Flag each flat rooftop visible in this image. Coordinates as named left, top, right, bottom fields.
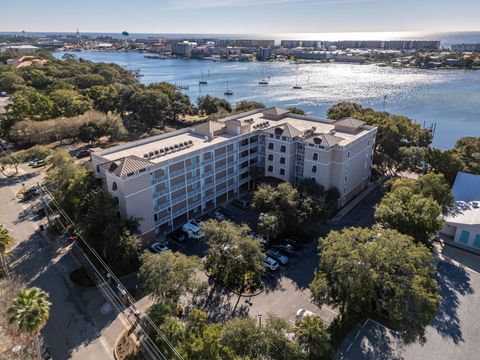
left=94, top=108, right=374, bottom=165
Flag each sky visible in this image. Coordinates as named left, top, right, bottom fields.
left=1, top=0, right=479, bottom=34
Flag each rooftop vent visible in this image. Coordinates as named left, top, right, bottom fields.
left=159, top=148, right=165, bottom=153
left=169, top=146, right=174, bottom=150
left=143, top=153, right=148, bottom=158
left=174, top=144, right=179, bottom=149
left=154, top=150, right=159, bottom=155
left=184, top=141, right=189, bottom=146
left=149, top=151, right=154, bottom=157
left=188, top=140, right=193, bottom=145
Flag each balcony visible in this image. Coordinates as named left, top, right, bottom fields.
left=171, top=193, right=187, bottom=206
left=170, top=181, right=186, bottom=192
left=156, top=215, right=171, bottom=225
left=153, top=188, right=170, bottom=198
left=201, top=158, right=214, bottom=166
left=154, top=202, right=169, bottom=212
left=152, top=175, right=168, bottom=184
left=187, top=177, right=199, bottom=185
left=170, top=168, right=186, bottom=178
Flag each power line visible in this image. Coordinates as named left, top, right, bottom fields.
left=0, top=142, right=174, bottom=360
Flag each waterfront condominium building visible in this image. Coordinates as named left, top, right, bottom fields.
left=91, top=107, right=377, bottom=240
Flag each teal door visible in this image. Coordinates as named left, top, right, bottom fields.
left=459, top=230, right=470, bottom=244
left=473, top=234, right=480, bottom=249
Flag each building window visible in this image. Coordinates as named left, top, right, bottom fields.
left=474, top=235, right=480, bottom=248
left=154, top=213, right=158, bottom=221
left=311, top=177, right=316, bottom=183
left=280, top=168, right=285, bottom=176
left=112, top=181, right=117, bottom=191
left=313, top=153, right=318, bottom=161
left=345, top=176, right=348, bottom=183
left=459, top=230, right=470, bottom=244
left=269, top=134, right=274, bottom=138
left=280, top=157, right=286, bottom=164
left=282, top=136, right=287, bottom=141
left=347, top=151, right=351, bottom=158
left=268, top=154, right=274, bottom=161
left=312, top=165, right=317, bottom=173
left=114, top=196, right=119, bottom=205
left=280, top=145, right=286, bottom=153
left=268, top=143, right=274, bottom=150
left=267, top=165, right=273, bottom=172
left=96, top=165, right=100, bottom=173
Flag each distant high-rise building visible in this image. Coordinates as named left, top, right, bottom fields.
left=258, top=47, right=272, bottom=61
left=171, top=41, right=197, bottom=57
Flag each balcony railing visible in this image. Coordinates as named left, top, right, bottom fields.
left=170, top=181, right=186, bottom=192
left=152, top=175, right=168, bottom=184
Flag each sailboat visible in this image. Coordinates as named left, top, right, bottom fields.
left=258, top=66, right=269, bottom=85
left=293, top=65, right=302, bottom=89
left=199, top=70, right=208, bottom=85
left=224, top=81, right=234, bottom=96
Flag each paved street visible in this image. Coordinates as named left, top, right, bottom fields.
left=337, top=245, right=480, bottom=360
left=1, top=166, right=115, bottom=360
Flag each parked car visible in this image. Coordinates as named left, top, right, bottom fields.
left=262, top=257, right=279, bottom=271
left=285, top=238, right=301, bottom=249
left=266, top=249, right=289, bottom=265
left=273, top=244, right=296, bottom=255
left=233, top=198, right=251, bottom=210
left=76, top=149, right=91, bottom=159
left=182, top=220, right=203, bottom=240
left=168, top=229, right=187, bottom=243
left=30, top=159, right=45, bottom=168
left=249, top=231, right=267, bottom=246
left=296, top=309, right=317, bottom=320
left=211, top=210, right=226, bottom=221
left=149, top=242, right=170, bottom=253
left=0, top=91, right=7, bottom=97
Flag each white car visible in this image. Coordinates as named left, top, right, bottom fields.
left=296, top=309, right=317, bottom=320
left=182, top=221, right=203, bottom=240
left=150, top=242, right=170, bottom=253
left=211, top=210, right=226, bottom=221
left=262, top=257, right=279, bottom=271
left=266, top=249, right=288, bottom=265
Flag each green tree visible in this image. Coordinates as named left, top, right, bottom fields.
left=257, top=212, right=281, bottom=243
left=197, top=95, right=232, bottom=115
left=7, top=88, right=53, bottom=121
left=453, top=137, right=480, bottom=174
left=375, top=186, right=443, bottom=246
left=0, top=225, right=14, bottom=277
left=234, top=100, right=266, bottom=112
left=50, top=88, right=92, bottom=118
left=140, top=251, right=204, bottom=306
left=287, top=106, right=305, bottom=115
left=294, top=316, right=332, bottom=360
left=261, top=314, right=302, bottom=360
left=0, top=71, right=25, bottom=92
left=130, top=88, right=171, bottom=128
left=327, top=102, right=362, bottom=120
left=181, top=308, right=235, bottom=360
left=220, top=316, right=260, bottom=358
left=310, top=227, right=440, bottom=343
left=8, top=287, right=51, bottom=357
left=201, top=220, right=265, bottom=292
left=391, top=173, right=453, bottom=213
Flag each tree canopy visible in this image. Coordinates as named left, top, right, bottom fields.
left=140, top=251, right=204, bottom=305
left=375, top=185, right=443, bottom=246
left=201, top=220, right=265, bottom=292
left=310, top=226, right=440, bottom=344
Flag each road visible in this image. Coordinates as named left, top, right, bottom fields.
left=1, top=165, right=115, bottom=359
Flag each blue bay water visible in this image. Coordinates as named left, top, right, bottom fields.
left=53, top=51, right=480, bottom=149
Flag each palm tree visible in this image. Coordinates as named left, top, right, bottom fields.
left=8, top=287, right=51, bottom=357
left=257, top=212, right=280, bottom=244
left=0, top=224, right=13, bottom=277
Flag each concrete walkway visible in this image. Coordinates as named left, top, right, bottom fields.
left=329, top=181, right=380, bottom=223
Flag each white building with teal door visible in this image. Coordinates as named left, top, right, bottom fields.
left=441, top=172, right=480, bottom=252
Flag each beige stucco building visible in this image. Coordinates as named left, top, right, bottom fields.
left=91, top=107, right=377, bottom=240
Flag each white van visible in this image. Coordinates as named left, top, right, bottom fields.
left=182, top=220, right=203, bottom=240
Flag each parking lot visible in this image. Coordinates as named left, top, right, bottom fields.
left=152, top=193, right=345, bottom=325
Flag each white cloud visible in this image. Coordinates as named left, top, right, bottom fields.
left=167, top=0, right=376, bottom=10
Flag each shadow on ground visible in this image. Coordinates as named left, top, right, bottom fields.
left=8, top=232, right=115, bottom=359
left=432, top=259, right=473, bottom=344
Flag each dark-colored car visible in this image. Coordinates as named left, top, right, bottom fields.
left=233, top=198, right=251, bottom=210
left=168, top=229, right=187, bottom=243
left=273, top=243, right=296, bottom=255
left=76, top=149, right=91, bottom=159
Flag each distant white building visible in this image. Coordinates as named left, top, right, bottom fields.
left=171, top=41, right=197, bottom=57
left=258, top=47, right=272, bottom=61
left=0, top=44, right=39, bottom=53
left=441, top=172, right=480, bottom=251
